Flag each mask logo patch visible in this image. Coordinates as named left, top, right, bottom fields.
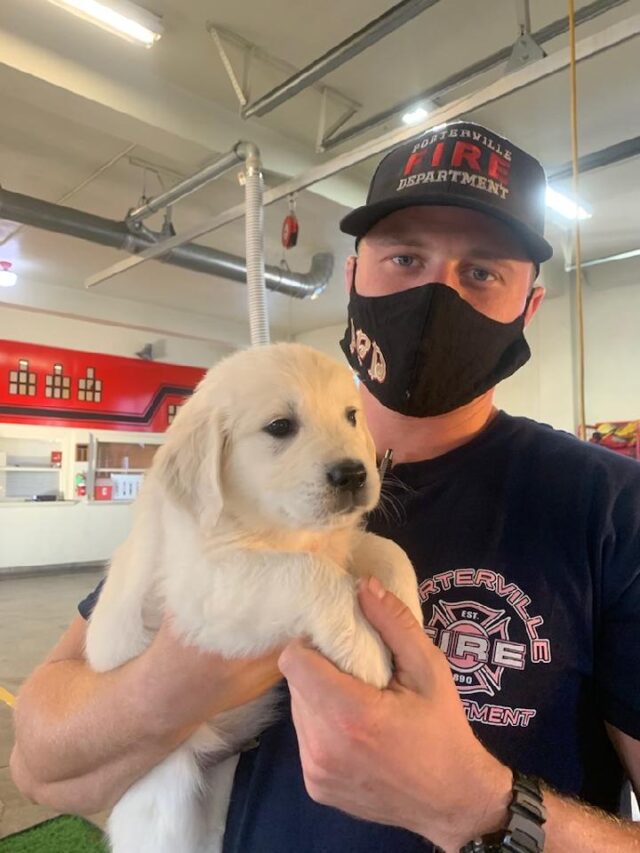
left=348, top=321, right=387, bottom=384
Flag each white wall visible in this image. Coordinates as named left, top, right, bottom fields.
left=295, top=324, right=345, bottom=364
left=582, top=267, right=640, bottom=424
left=0, top=304, right=232, bottom=368
left=495, top=285, right=575, bottom=432
left=0, top=276, right=251, bottom=350
left=0, top=502, right=133, bottom=571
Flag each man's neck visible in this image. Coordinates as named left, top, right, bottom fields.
left=360, top=385, right=498, bottom=464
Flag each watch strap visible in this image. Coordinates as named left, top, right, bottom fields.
left=460, top=771, right=546, bottom=852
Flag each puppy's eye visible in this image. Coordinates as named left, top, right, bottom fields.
left=264, top=418, right=297, bottom=439
left=346, top=408, right=357, bottom=427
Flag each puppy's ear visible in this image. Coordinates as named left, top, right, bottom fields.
left=154, top=398, right=226, bottom=524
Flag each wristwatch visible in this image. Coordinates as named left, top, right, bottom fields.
left=460, top=771, right=546, bottom=852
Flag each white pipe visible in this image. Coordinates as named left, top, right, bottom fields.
left=83, top=12, right=640, bottom=288
left=243, top=145, right=270, bottom=345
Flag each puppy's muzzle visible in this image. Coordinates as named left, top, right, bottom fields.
left=326, top=459, right=367, bottom=493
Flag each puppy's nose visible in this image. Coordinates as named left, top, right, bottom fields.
left=327, top=460, right=367, bottom=492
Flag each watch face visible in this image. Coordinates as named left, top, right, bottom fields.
left=460, top=840, right=503, bottom=852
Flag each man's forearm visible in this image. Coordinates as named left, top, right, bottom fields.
left=451, top=772, right=640, bottom=852
left=543, top=789, right=640, bottom=852
left=13, top=656, right=191, bottom=792
left=10, top=729, right=182, bottom=816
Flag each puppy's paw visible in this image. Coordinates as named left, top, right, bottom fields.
left=343, top=624, right=393, bottom=690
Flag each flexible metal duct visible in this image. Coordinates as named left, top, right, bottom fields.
left=0, top=187, right=333, bottom=299
left=242, top=145, right=270, bottom=344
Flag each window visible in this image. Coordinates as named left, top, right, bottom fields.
left=78, top=367, right=102, bottom=403
left=9, top=358, right=37, bottom=397
left=45, top=362, right=71, bottom=400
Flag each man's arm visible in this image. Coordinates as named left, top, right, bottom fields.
left=279, top=579, right=640, bottom=853
left=11, top=613, right=282, bottom=815
left=607, top=724, right=640, bottom=800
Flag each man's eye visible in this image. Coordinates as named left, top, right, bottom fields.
left=469, top=268, right=496, bottom=283
left=264, top=418, right=297, bottom=439
left=391, top=255, right=415, bottom=268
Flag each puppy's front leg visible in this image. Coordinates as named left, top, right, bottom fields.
left=349, top=533, right=423, bottom=624
left=300, top=556, right=394, bottom=690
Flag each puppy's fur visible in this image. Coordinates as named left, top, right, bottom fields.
left=86, top=343, right=422, bottom=853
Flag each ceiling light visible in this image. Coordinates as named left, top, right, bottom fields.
left=0, top=261, right=17, bottom=288
left=546, top=186, right=591, bottom=221
left=402, top=106, right=429, bottom=126
left=46, top=0, right=163, bottom=47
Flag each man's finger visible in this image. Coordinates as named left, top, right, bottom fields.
left=278, top=639, right=372, bottom=708
left=357, top=577, right=434, bottom=693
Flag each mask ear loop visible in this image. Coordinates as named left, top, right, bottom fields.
left=350, top=256, right=358, bottom=293
left=523, top=284, right=536, bottom=316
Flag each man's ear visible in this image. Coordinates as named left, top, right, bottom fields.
left=154, top=394, right=225, bottom=524
left=524, top=285, right=545, bottom=327
left=344, top=255, right=357, bottom=294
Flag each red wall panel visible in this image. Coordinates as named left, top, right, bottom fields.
left=0, top=340, right=207, bottom=431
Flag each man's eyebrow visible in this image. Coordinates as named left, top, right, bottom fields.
left=364, top=233, right=521, bottom=263
left=465, top=248, right=520, bottom=264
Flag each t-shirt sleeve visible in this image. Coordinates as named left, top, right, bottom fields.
left=595, top=466, right=640, bottom=739
left=78, top=578, right=105, bottom=620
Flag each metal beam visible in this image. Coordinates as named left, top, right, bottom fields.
left=241, top=0, right=442, bottom=120
left=322, top=0, right=628, bottom=150
left=84, top=12, right=640, bottom=289
left=548, top=135, right=640, bottom=181
left=207, top=24, right=361, bottom=115
left=126, top=146, right=243, bottom=225
left=515, top=0, right=533, bottom=35
left=565, top=247, right=640, bottom=271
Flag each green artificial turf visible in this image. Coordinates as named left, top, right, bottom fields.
left=0, top=815, right=108, bottom=852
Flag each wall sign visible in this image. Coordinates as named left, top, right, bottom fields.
left=0, top=340, right=207, bottom=432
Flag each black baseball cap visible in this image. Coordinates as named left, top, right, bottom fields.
left=340, top=121, right=553, bottom=264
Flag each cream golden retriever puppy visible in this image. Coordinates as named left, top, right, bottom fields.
left=85, top=342, right=422, bottom=853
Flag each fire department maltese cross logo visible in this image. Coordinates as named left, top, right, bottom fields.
left=426, top=600, right=526, bottom=697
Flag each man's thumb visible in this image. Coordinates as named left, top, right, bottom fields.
left=357, top=577, right=431, bottom=693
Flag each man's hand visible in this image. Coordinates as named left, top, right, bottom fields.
left=136, top=615, right=284, bottom=738
left=278, top=577, right=512, bottom=852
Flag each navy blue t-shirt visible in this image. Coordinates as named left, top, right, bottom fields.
left=79, top=412, right=640, bottom=851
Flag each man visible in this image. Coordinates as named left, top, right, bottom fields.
left=11, top=122, right=640, bottom=852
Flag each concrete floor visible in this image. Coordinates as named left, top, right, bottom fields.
left=0, top=569, right=104, bottom=838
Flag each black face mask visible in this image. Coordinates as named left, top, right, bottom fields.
left=340, top=280, right=531, bottom=417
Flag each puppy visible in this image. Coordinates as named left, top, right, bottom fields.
left=86, top=342, right=422, bottom=853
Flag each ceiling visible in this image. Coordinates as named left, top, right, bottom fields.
left=0, top=0, right=639, bottom=346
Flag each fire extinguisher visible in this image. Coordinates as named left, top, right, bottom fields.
left=75, top=472, right=87, bottom=498
left=281, top=195, right=299, bottom=250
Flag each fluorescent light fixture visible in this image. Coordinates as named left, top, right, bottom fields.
left=46, top=0, right=163, bottom=47
left=402, top=105, right=429, bottom=126
left=546, top=186, right=591, bottom=221
left=0, top=262, right=17, bottom=288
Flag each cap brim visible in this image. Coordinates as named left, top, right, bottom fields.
left=340, top=195, right=553, bottom=264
